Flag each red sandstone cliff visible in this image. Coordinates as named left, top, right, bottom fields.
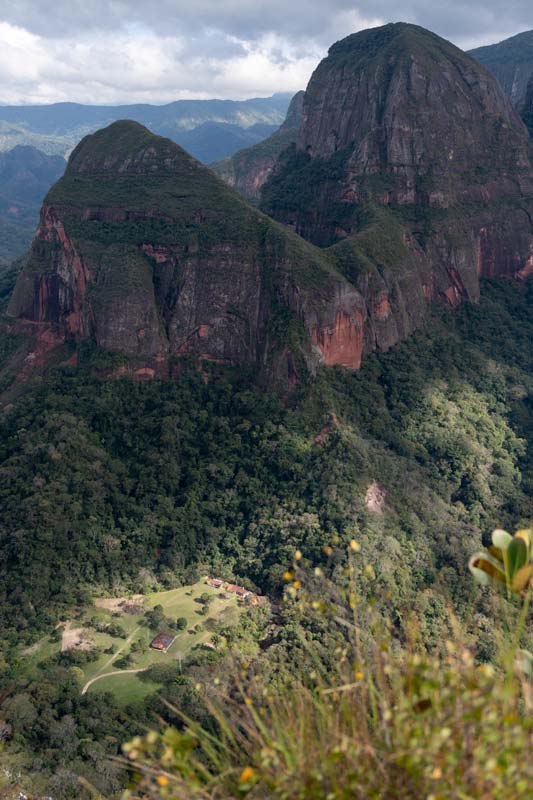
left=7, top=25, right=533, bottom=384
left=260, top=24, right=533, bottom=360
left=6, top=121, right=369, bottom=383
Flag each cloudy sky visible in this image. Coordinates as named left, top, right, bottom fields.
left=0, top=1, right=532, bottom=106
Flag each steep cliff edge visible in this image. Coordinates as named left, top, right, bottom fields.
left=260, top=23, right=533, bottom=354
left=212, top=92, right=304, bottom=203
left=469, top=30, right=533, bottom=111
left=6, top=120, right=368, bottom=381
left=7, top=25, right=533, bottom=384
left=522, top=78, right=533, bottom=137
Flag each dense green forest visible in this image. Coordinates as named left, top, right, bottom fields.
left=1, top=279, right=531, bottom=637
left=0, top=277, right=532, bottom=797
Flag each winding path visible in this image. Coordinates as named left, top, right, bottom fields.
left=81, top=626, right=142, bottom=695
left=81, top=667, right=147, bottom=695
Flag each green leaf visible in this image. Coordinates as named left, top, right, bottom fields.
left=506, top=537, right=528, bottom=580
left=514, top=528, right=532, bottom=559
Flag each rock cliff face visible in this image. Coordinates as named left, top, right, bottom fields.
left=261, top=23, right=533, bottom=357
left=522, top=78, right=533, bottom=137
left=7, top=120, right=368, bottom=382
left=469, top=30, right=533, bottom=110
left=212, top=92, right=304, bottom=203
left=7, top=25, right=533, bottom=382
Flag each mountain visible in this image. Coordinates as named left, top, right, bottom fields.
left=7, top=24, right=533, bottom=385
left=1, top=23, right=533, bottom=799
left=176, top=120, right=278, bottom=163
left=0, top=145, right=66, bottom=262
left=212, top=91, right=304, bottom=202
left=469, top=30, right=533, bottom=109
left=0, top=94, right=292, bottom=161
left=0, top=123, right=283, bottom=265
left=0, top=124, right=280, bottom=265
left=6, top=120, right=363, bottom=383
left=260, top=22, right=533, bottom=352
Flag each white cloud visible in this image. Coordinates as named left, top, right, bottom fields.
left=0, top=2, right=530, bottom=105
left=0, top=21, right=326, bottom=104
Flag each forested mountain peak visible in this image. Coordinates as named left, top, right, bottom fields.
left=5, top=119, right=365, bottom=381
left=5, top=23, right=533, bottom=390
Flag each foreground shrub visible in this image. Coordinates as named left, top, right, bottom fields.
left=120, top=642, right=531, bottom=799
left=119, top=541, right=532, bottom=799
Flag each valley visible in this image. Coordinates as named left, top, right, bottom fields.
left=19, top=581, right=246, bottom=705
left=0, top=14, right=532, bottom=800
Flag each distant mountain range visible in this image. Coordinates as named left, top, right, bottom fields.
left=0, top=94, right=292, bottom=160
left=0, top=145, right=65, bottom=264
left=0, top=95, right=292, bottom=262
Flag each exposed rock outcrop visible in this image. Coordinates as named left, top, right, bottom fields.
left=261, top=23, right=533, bottom=358
left=469, top=30, right=533, bottom=111
left=7, top=120, right=369, bottom=383
left=522, top=77, right=533, bottom=137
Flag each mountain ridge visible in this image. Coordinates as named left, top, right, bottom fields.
left=5, top=23, right=533, bottom=390
left=469, top=29, right=533, bottom=110
left=0, top=93, right=293, bottom=160
left=6, top=120, right=367, bottom=384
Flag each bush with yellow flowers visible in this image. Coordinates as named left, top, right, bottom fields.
left=120, top=537, right=532, bottom=800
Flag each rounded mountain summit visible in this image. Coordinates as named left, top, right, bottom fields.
left=263, top=22, right=533, bottom=233
left=7, top=23, right=533, bottom=385
left=7, top=119, right=366, bottom=379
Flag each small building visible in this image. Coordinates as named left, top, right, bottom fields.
left=226, top=584, right=251, bottom=599
left=206, top=578, right=224, bottom=588
left=150, top=633, right=176, bottom=652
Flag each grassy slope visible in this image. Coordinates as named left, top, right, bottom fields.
left=21, top=581, right=243, bottom=704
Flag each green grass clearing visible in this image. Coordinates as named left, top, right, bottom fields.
left=20, top=579, right=246, bottom=704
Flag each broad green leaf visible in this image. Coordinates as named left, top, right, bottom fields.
left=514, top=528, right=532, bottom=557
left=506, top=537, right=528, bottom=580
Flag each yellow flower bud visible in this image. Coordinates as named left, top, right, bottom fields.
left=239, top=767, right=255, bottom=783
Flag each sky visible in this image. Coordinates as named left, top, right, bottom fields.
left=0, top=1, right=532, bottom=106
